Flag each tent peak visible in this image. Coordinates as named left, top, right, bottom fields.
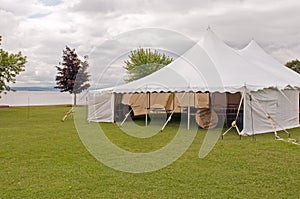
left=205, top=25, right=216, bottom=35
left=239, top=39, right=266, bottom=55
left=249, top=39, right=259, bottom=47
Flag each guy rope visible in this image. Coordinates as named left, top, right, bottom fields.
left=249, top=92, right=299, bottom=146
left=222, top=87, right=246, bottom=139
left=222, top=86, right=299, bottom=146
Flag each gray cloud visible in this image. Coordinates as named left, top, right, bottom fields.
left=0, top=10, right=19, bottom=37
left=39, top=0, right=62, bottom=6
left=0, top=0, right=299, bottom=87
left=87, top=28, right=196, bottom=89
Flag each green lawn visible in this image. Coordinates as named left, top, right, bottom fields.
left=1, top=106, right=300, bottom=198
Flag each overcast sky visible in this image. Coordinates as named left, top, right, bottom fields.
left=1, top=0, right=300, bottom=88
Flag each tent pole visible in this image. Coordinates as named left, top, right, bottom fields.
left=173, top=92, right=175, bottom=110
left=187, top=92, right=190, bottom=130
left=145, top=111, right=148, bottom=126
left=145, top=92, right=150, bottom=127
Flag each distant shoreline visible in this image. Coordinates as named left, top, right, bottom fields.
left=11, top=87, right=58, bottom=91
left=11, top=87, right=103, bottom=91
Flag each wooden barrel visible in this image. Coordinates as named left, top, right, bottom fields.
left=195, top=108, right=218, bottom=129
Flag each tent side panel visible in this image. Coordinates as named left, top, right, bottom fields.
left=88, top=91, right=114, bottom=122
left=275, top=89, right=299, bottom=130
left=242, top=89, right=299, bottom=135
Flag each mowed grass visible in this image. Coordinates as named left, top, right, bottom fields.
left=1, top=106, right=300, bottom=198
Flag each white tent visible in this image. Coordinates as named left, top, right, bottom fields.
left=237, top=40, right=300, bottom=134
left=88, top=28, right=300, bottom=135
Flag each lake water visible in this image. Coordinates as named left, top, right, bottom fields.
left=0, top=91, right=87, bottom=106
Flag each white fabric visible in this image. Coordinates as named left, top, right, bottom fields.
left=88, top=29, right=300, bottom=135
left=242, top=88, right=299, bottom=135
left=114, top=41, right=223, bottom=93
left=88, top=89, right=114, bottom=122
left=238, top=40, right=300, bottom=134
left=237, top=40, right=300, bottom=88
left=113, top=29, right=300, bottom=94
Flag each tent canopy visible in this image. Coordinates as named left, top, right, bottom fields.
left=112, top=28, right=300, bottom=94
left=237, top=40, right=300, bottom=88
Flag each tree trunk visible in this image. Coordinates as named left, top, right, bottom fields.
left=74, top=93, right=77, bottom=106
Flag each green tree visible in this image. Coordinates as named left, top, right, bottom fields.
left=0, top=36, right=27, bottom=97
left=285, top=59, right=300, bottom=74
left=124, top=48, right=173, bottom=82
left=55, top=46, right=90, bottom=105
